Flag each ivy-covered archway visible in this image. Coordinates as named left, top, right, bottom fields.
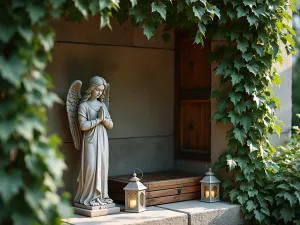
left=0, top=0, right=296, bottom=224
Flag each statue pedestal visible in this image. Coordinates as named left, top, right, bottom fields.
left=74, top=203, right=120, bottom=217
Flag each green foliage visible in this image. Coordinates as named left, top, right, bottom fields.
left=0, top=1, right=72, bottom=224
left=210, top=0, right=296, bottom=224
left=269, top=119, right=300, bottom=224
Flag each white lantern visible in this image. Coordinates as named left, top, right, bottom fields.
left=200, top=168, right=221, bottom=202
left=123, top=172, right=147, bottom=213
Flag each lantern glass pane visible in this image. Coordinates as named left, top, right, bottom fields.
left=128, top=192, right=137, bottom=209
left=140, top=192, right=145, bottom=207
left=212, top=186, right=218, bottom=199
left=204, top=185, right=209, bottom=198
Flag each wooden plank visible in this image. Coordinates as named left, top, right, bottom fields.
left=148, top=185, right=201, bottom=198
left=147, top=192, right=201, bottom=206
left=148, top=177, right=201, bottom=191
left=147, top=181, right=199, bottom=191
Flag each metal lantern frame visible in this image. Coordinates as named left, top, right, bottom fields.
left=200, top=168, right=221, bottom=203
left=123, top=169, right=147, bottom=213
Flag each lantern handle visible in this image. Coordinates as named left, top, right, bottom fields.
left=134, top=168, right=143, bottom=181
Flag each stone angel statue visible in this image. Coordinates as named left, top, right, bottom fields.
left=66, top=76, right=114, bottom=207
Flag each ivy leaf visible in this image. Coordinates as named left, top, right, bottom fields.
left=242, top=52, right=253, bottom=62
left=264, top=196, right=273, bottom=205
left=212, top=111, right=223, bottom=120
left=229, top=111, right=239, bottom=125
left=129, top=7, right=145, bottom=22
left=234, top=101, right=247, bottom=114
left=142, top=23, right=155, bottom=39
left=273, top=124, right=281, bottom=137
left=234, top=127, right=246, bottom=144
left=193, top=6, right=205, bottom=19
left=177, top=1, right=185, bottom=12
left=243, top=0, right=256, bottom=8
left=223, top=180, right=234, bottom=189
left=237, top=38, right=249, bottom=53
left=246, top=63, right=259, bottom=75
left=234, top=60, right=245, bottom=71
left=252, top=43, right=265, bottom=56
left=227, top=7, right=236, bottom=19
left=217, top=98, right=227, bottom=112
left=280, top=207, right=295, bottom=223
left=261, top=208, right=270, bottom=216
left=207, top=5, right=220, bottom=19
left=18, top=27, right=33, bottom=43
left=194, top=31, right=204, bottom=45
left=226, top=154, right=237, bottom=170
left=26, top=2, right=45, bottom=23
left=247, top=140, right=258, bottom=152
left=229, top=189, right=239, bottom=202
left=100, top=12, right=112, bottom=29
left=210, top=90, right=221, bottom=99
left=0, top=55, right=26, bottom=86
left=253, top=6, right=265, bottom=17
left=258, top=32, right=268, bottom=44
left=229, top=91, right=242, bottom=105
left=231, top=72, right=243, bottom=85
left=216, top=61, right=230, bottom=75
left=248, top=189, right=258, bottom=197
left=237, top=193, right=248, bottom=205
left=237, top=6, right=247, bottom=18
left=0, top=170, right=23, bottom=203
left=247, top=15, right=258, bottom=26
left=246, top=200, right=256, bottom=212
left=198, top=23, right=206, bottom=36
left=283, top=193, right=298, bottom=206
left=272, top=73, right=281, bottom=86
left=151, top=2, right=167, bottom=20
left=254, top=210, right=265, bottom=223
left=240, top=115, right=252, bottom=132
left=99, top=0, right=111, bottom=10
left=0, top=20, right=17, bottom=42
left=245, top=82, right=255, bottom=94
left=130, top=0, right=137, bottom=7
left=73, top=0, right=88, bottom=19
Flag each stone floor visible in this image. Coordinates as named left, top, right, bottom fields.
left=62, top=200, right=243, bottom=225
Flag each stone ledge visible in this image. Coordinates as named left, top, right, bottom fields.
left=158, top=200, right=244, bottom=225
left=62, top=206, right=188, bottom=225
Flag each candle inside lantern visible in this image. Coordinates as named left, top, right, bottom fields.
left=205, top=190, right=210, bottom=198
left=211, top=190, right=216, bottom=198
left=129, top=199, right=137, bottom=208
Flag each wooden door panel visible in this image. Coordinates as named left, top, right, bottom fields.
left=181, top=101, right=211, bottom=151
left=181, top=39, right=211, bottom=90
left=175, top=30, right=211, bottom=161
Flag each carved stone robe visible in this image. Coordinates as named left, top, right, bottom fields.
left=74, top=101, right=113, bottom=206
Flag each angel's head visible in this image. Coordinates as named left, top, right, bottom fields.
left=81, top=76, right=108, bottom=103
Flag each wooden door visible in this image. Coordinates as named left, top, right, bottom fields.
left=175, top=32, right=211, bottom=161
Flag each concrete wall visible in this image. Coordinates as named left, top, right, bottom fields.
left=47, top=17, right=175, bottom=197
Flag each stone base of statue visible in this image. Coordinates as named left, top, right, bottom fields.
left=74, top=203, right=120, bottom=217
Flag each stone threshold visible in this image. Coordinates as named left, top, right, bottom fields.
left=62, top=200, right=243, bottom=225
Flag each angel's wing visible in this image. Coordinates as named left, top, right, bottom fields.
left=66, top=80, right=82, bottom=150
left=102, top=83, right=110, bottom=110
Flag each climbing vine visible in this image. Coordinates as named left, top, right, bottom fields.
left=0, top=0, right=296, bottom=224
